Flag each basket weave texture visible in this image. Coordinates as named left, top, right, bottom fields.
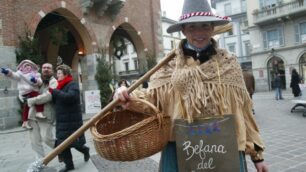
left=90, top=99, right=171, bottom=161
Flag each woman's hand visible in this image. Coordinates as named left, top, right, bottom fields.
left=254, top=161, right=268, bottom=172
left=114, top=86, right=130, bottom=102
left=113, top=86, right=130, bottom=108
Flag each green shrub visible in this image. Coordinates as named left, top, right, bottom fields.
left=95, top=49, right=113, bottom=107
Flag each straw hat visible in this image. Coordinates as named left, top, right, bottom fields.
left=167, top=0, right=231, bottom=33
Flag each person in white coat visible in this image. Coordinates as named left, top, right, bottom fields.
left=1, top=60, right=45, bottom=129
left=27, top=63, right=57, bottom=159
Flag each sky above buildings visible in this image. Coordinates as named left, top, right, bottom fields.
left=160, top=0, right=212, bottom=21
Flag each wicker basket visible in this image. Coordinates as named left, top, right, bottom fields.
left=90, top=98, right=171, bottom=161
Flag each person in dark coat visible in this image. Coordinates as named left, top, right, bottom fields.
left=290, top=68, right=301, bottom=97
left=242, top=69, right=255, bottom=114
left=49, top=64, right=90, bottom=172
left=274, top=72, right=284, bottom=100
left=242, top=69, right=255, bottom=99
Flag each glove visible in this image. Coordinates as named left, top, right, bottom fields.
left=30, top=76, right=37, bottom=84
left=1, top=68, right=9, bottom=75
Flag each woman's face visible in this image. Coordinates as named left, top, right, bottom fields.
left=182, top=23, right=214, bottom=49
left=120, top=81, right=127, bottom=87
left=57, top=70, right=65, bottom=81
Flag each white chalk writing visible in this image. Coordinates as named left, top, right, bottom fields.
left=182, top=139, right=227, bottom=170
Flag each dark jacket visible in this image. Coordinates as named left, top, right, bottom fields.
left=274, top=75, right=282, bottom=88
left=290, top=73, right=301, bottom=97
left=242, top=71, right=255, bottom=95
left=52, top=81, right=86, bottom=147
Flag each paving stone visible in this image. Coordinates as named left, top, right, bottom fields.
left=1, top=91, right=306, bottom=172
left=91, top=154, right=158, bottom=172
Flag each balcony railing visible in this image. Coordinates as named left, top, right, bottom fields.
left=238, top=55, right=252, bottom=63
left=118, top=70, right=139, bottom=76
left=253, top=0, right=306, bottom=24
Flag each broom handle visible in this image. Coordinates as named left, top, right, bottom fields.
left=42, top=51, right=175, bottom=165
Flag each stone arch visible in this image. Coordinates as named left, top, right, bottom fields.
left=27, top=0, right=98, bottom=59
left=266, top=55, right=286, bottom=90
left=298, top=50, right=306, bottom=81
left=26, top=0, right=100, bottom=92
left=105, top=22, right=146, bottom=81
left=105, top=22, right=145, bottom=57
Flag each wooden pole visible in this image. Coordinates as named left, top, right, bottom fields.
left=42, top=51, right=175, bottom=165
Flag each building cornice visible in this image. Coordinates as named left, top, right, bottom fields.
left=251, top=44, right=306, bottom=56
left=161, top=16, right=178, bottom=24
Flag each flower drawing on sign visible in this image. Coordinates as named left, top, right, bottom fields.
left=187, top=121, right=221, bottom=136
left=212, top=122, right=221, bottom=132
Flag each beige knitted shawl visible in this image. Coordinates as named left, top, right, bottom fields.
left=148, top=42, right=251, bottom=122
left=142, top=41, right=265, bottom=160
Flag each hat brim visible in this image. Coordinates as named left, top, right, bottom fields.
left=167, top=16, right=230, bottom=33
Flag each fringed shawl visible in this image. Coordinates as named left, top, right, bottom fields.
left=145, top=40, right=265, bottom=161
left=149, top=41, right=249, bottom=121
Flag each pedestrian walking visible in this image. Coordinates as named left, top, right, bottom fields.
left=27, top=63, right=58, bottom=159
left=290, top=68, right=302, bottom=97
left=274, top=72, right=284, bottom=100
left=242, top=69, right=255, bottom=98
left=243, top=68, right=255, bottom=114
left=48, top=64, right=90, bottom=172
left=114, top=0, right=268, bottom=171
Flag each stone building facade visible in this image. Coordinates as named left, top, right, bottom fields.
left=0, top=0, right=162, bottom=129
left=248, top=0, right=306, bottom=91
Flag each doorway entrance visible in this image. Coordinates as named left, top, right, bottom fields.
left=267, top=56, right=286, bottom=90
left=299, top=53, right=306, bottom=82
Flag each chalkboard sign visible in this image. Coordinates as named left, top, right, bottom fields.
left=174, top=114, right=240, bottom=172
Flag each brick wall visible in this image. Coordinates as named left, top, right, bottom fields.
left=0, top=0, right=162, bottom=129
left=1, top=0, right=162, bottom=55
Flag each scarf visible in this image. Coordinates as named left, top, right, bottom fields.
left=149, top=39, right=249, bottom=122
left=56, top=75, right=73, bottom=90
left=183, top=39, right=217, bottom=64
left=185, top=40, right=211, bottom=53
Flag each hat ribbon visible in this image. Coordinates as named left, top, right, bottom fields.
left=179, top=12, right=231, bottom=21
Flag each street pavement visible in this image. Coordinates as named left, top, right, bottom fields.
left=1, top=90, right=306, bottom=172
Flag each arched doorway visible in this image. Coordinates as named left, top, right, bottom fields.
left=109, top=24, right=145, bottom=85
left=267, top=56, right=286, bottom=90
left=35, top=12, right=84, bottom=69
left=299, top=53, right=306, bottom=82
left=34, top=11, right=93, bottom=112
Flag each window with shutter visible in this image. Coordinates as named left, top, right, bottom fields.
left=263, top=32, right=267, bottom=49
left=295, top=23, right=300, bottom=43
left=224, top=3, right=232, bottom=16
left=279, top=26, right=284, bottom=46
left=267, top=30, right=278, bottom=47
left=228, top=43, right=236, bottom=53
left=300, top=22, right=306, bottom=43
left=264, top=28, right=282, bottom=48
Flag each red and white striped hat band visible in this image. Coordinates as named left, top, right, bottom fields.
left=179, top=12, right=231, bottom=21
